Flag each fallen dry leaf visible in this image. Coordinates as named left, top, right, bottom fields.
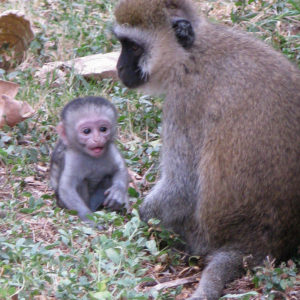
left=0, top=79, right=19, bottom=98
left=0, top=80, right=35, bottom=128
left=0, top=10, right=34, bottom=70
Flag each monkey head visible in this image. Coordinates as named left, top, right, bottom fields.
left=114, top=0, right=196, bottom=92
left=57, top=97, right=117, bottom=158
left=73, top=116, right=113, bottom=157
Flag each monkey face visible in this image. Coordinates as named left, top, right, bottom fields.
left=116, top=37, right=148, bottom=88
left=114, top=8, right=195, bottom=91
left=75, top=118, right=112, bottom=158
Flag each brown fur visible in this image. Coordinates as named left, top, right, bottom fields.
left=114, top=1, right=300, bottom=299
left=115, top=0, right=196, bottom=29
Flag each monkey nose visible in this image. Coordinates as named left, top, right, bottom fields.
left=92, top=134, right=101, bottom=143
left=92, top=137, right=101, bottom=144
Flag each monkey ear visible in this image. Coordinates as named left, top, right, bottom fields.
left=171, top=18, right=195, bottom=49
left=56, top=122, right=68, bottom=145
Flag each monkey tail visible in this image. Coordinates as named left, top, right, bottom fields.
left=189, top=249, right=245, bottom=300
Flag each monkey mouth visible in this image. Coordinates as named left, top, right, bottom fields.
left=89, top=146, right=104, bottom=156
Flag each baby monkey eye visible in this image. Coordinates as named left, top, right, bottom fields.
left=83, top=128, right=91, bottom=134
left=100, top=127, right=107, bottom=132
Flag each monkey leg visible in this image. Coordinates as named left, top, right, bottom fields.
left=89, top=187, right=106, bottom=211
left=188, top=250, right=244, bottom=300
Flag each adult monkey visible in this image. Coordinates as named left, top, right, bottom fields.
left=113, top=0, right=300, bottom=299
left=50, top=96, right=128, bottom=229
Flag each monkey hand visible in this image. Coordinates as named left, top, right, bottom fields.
left=103, top=186, right=125, bottom=211
left=138, top=203, right=151, bottom=223
left=139, top=199, right=156, bottom=223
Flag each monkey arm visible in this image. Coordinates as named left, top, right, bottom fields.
left=58, top=176, right=104, bottom=230
left=139, top=178, right=166, bottom=222
left=57, top=153, right=94, bottom=222
left=58, top=176, right=92, bottom=220
left=50, top=139, right=66, bottom=191
left=103, top=145, right=129, bottom=210
left=139, top=174, right=194, bottom=235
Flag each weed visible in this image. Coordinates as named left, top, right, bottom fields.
left=253, top=258, right=299, bottom=298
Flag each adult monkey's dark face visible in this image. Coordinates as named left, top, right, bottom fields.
left=116, top=37, right=148, bottom=88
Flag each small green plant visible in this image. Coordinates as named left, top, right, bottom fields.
left=253, top=258, right=298, bottom=298
left=231, top=0, right=300, bottom=66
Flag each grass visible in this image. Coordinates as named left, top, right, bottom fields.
left=0, top=0, right=299, bottom=299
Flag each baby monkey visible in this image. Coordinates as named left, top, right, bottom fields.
left=50, top=96, right=128, bottom=227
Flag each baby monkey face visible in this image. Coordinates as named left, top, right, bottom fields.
left=76, top=118, right=112, bottom=157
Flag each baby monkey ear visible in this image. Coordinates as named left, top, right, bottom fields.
left=56, top=122, right=68, bottom=145
left=171, top=18, right=195, bottom=49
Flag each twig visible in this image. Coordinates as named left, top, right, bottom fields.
left=141, top=164, right=155, bottom=185
left=152, top=274, right=200, bottom=291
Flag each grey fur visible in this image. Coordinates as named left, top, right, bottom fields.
left=50, top=97, right=129, bottom=228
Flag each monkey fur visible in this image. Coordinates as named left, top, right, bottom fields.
left=114, top=0, right=300, bottom=299
left=50, top=96, right=128, bottom=228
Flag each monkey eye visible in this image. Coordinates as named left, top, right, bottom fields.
left=83, top=128, right=91, bottom=134
left=132, top=44, right=139, bottom=51
left=131, top=43, right=143, bottom=55
left=100, top=127, right=107, bottom=132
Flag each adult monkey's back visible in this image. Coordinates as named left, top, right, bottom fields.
left=113, top=0, right=300, bottom=299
